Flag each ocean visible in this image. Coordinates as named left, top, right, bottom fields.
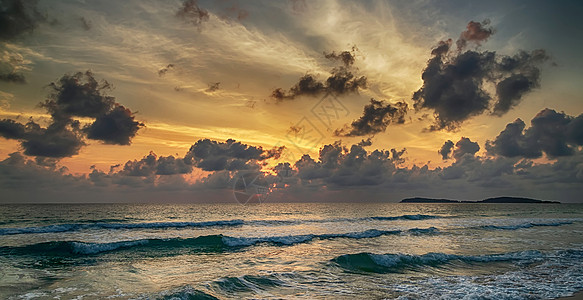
left=0, top=203, right=582, bottom=299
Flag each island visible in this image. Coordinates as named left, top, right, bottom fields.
left=400, top=196, right=560, bottom=204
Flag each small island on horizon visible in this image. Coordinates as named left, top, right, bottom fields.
left=400, top=196, right=561, bottom=204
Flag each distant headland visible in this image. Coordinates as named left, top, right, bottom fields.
left=400, top=197, right=560, bottom=204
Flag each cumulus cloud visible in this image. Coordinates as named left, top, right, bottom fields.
left=271, top=49, right=367, bottom=101
left=184, top=138, right=284, bottom=171
left=439, top=140, right=454, bottom=160
left=412, top=20, right=549, bottom=131
left=335, top=99, right=408, bottom=136
left=292, top=141, right=408, bottom=187
left=0, top=118, right=84, bottom=157
left=439, top=137, right=479, bottom=161
left=486, top=109, right=583, bottom=158
left=452, top=137, right=480, bottom=161
left=0, top=0, right=46, bottom=41
left=120, top=152, right=193, bottom=177
left=84, top=105, right=143, bottom=145
left=0, top=71, right=143, bottom=157
left=176, top=0, right=209, bottom=27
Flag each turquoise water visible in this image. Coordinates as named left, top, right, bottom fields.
left=0, top=203, right=582, bottom=299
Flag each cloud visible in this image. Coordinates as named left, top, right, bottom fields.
left=292, top=141, right=407, bottom=187
left=84, top=105, right=144, bottom=145
left=439, top=140, right=454, bottom=160
left=0, top=0, right=47, bottom=41
left=456, top=19, right=494, bottom=51
left=43, top=71, right=116, bottom=120
left=79, top=17, right=91, bottom=31
left=0, top=46, right=28, bottom=83
left=206, top=82, right=220, bottom=92
left=335, top=99, right=408, bottom=136
left=324, top=49, right=356, bottom=67
left=486, top=109, right=583, bottom=158
left=176, top=0, right=209, bottom=27
left=493, top=50, right=549, bottom=115
left=0, top=71, right=143, bottom=157
left=0, top=119, right=85, bottom=157
left=438, top=137, right=479, bottom=161
left=412, top=21, right=549, bottom=131
left=184, top=138, right=284, bottom=171
left=452, top=137, right=480, bottom=161
left=120, top=152, right=193, bottom=177
left=271, top=49, right=367, bottom=101
left=158, top=64, right=174, bottom=77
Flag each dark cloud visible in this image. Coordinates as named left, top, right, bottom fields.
left=324, top=50, right=355, bottom=67
left=0, top=47, right=27, bottom=83
left=84, top=105, right=144, bottom=145
left=271, top=50, right=367, bottom=101
left=184, top=138, right=283, bottom=171
left=452, top=137, right=480, bottom=161
left=439, top=140, right=454, bottom=160
left=456, top=19, right=494, bottom=51
left=439, top=137, right=479, bottom=162
left=0, top=0, right=46, bottom=41
left=293, top=142, right=404, bottom=187
left=120, top=152, right=193, bottom=177
left=0, top=69, right=25, bottom=83
left=215, top=1, right=249, bottom=21
left=486, top=109, right=583, bottom=158
left=158, top=64, right=174, bottom=77
left=79, top=17, right=91, bottom=31
left=357, top=138, right=372, bottom=147
left=206, top=82, right=220, bottom=92
left=0, top=119, right=85, bottom=157
left=0, top=71, right=143, bottom=157
left=335, top=99, right=407, bottom=136
left=20, top=121, right=84, bottom=157
left=493, top=50, right=549, bottom=115
left=413, top=21, right=549, bottom=131
left=176, top=0, right=209, bottom=27
left=43, top=71, right=116, bottom=120
left=0, top=118, right=26, bottom=139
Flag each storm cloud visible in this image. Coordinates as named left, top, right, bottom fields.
left=486, top=109, right=583, bottom=158
left=0, top=71, right=143, bottom=157
left=335, top=99, right=408, bottom=136
left=413, top=20, right=549, bottom=131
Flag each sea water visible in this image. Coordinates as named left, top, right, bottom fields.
left=0, top=203, right=582, bottom=299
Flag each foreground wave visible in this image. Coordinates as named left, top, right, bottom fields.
left=331, top=249, right=583, bottom=273
left=0, top=214, right=440, bottom=235
left=0, top=227, right=438, bottom=256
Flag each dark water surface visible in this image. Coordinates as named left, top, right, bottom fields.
left=1, top=203, right=582, bottom=299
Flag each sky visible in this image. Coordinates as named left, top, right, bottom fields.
left=0, top=0, right=582, bottom=203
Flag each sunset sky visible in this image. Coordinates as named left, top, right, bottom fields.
left=1, top=0, right=582, bottom=203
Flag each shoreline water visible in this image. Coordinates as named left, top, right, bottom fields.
left=556, top=292, right=583, bottom=300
